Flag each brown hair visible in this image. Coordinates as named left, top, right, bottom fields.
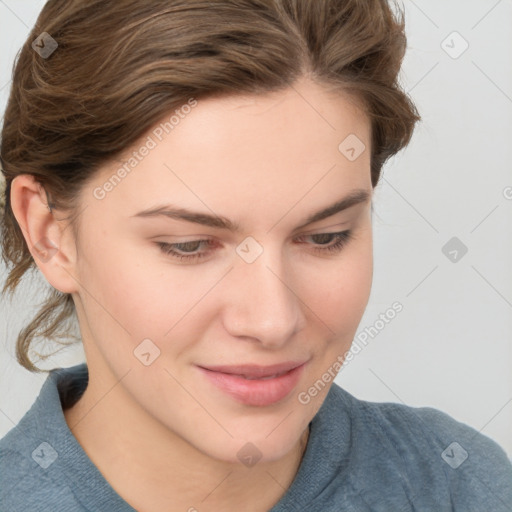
left=0, top=0, right=420, bottom=373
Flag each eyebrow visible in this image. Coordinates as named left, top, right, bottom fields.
left=131, top=188, right=371, bottom=233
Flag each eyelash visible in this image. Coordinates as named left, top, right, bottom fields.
left=156, top=230, right=353, bottom=262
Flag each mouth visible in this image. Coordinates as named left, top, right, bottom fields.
left=200, top=361, right=306, bottom=378
left=196, top=360, right=308, bottom=406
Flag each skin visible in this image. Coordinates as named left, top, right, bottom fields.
left=11, top=77, right=374, bottom=512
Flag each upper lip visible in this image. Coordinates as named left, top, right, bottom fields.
left=198, top=361, right=307, bottom=378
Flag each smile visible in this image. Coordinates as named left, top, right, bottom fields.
left=196, top=361, right=308, bottom=406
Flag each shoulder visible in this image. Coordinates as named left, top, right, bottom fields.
left=328, top=383, right=512, bottom=510
left=328, top=382, right=511, bottom=465
left=0, top=366, right=90, bottom=511
left=0, top=364, right=134, bottom=512
left=0, top=431, right=86, bottom=511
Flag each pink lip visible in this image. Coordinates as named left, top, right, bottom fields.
left=197, top=361, right=308, bottom=406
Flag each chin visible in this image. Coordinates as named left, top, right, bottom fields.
left=196, top=428, right=305, bottom=466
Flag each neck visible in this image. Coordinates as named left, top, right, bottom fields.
left=63, top=375, right=310, bottom=512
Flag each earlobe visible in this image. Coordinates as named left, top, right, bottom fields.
left=9, top=174, right=79, bottom=294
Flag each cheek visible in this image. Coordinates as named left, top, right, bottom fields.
left=75, top=231, right=213, bottom=353
left=301, top=229, right=373, bottom=335
left=74, top=221, right=372, bottom=350
left=74, top=231, right=164, bottom=337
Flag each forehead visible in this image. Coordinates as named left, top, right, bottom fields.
left=112, top=77, right=370, bottom=162
left=86, top=79, right=372, bottom=225
left=168, top=80, right=370, bottom=158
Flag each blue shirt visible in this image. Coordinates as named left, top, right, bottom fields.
left=1, top=363, right=511, bottom=511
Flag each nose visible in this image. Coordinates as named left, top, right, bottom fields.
left=221, top=243, right=305, bottom=349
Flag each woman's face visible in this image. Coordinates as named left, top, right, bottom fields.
left=68, top=78, right=373, bottom=463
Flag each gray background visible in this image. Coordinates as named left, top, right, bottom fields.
left=1, top=1, right=511, bottom=456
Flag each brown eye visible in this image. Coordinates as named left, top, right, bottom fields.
left=295, top=230, right=352, bottom=254
left=156, top=239, right=214, bottom=261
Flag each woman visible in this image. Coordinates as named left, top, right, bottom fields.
left=1, top=0, right=511, bottom=510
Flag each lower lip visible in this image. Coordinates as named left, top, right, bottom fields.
left=197, top=364, right=307, bottom=406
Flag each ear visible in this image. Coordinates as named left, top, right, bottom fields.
left=10, top=174, right=79, bottom=294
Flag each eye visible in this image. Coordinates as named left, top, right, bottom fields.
left=295, top=230, right=353, bottom=255
left=156, top=239, right=215, bottom=262
left=156, top=230, right=353, bottom=262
